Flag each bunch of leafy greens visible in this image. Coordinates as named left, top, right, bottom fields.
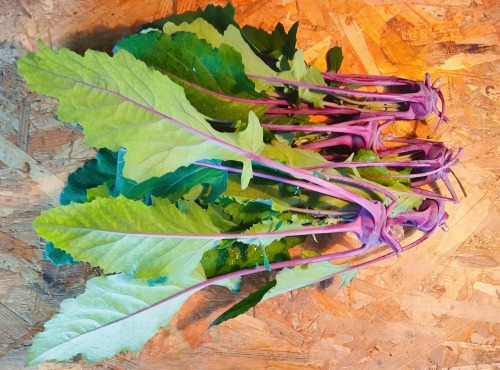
left=17, top=4, right=463, bottom=365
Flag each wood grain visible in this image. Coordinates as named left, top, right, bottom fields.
left=0, top=0, right=499, bottom=368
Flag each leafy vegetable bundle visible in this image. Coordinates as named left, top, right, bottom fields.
left=18, top=4, right=464, bottom=365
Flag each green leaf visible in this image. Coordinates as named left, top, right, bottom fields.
left=59, top=148, right=117, bottom=206
left=209, top=279, right=277, bottom=328
left=241, top=24, right=286, bottom=60
left=351, top=149, right=411, bottom=187
left=162, top=19, right=278, bottom=91
left=338, top=268, right=358, bottom=288
left=17, top=44, right=264, bottom=188
left=209, top=260, right=351, bottom=327
left=241, top=21, right=298, bottom=63
left=277, top=50, right=328, bottom=107
left=61, top=148, right=228, bottom=205
left=86, top=183, right=111, bottom=201
left=123, top=163, right=228, bottom=204
left=199, top=3, right=239, bottom=34
left=261, top=261, right=348, bottom=301
left=201, top=236, right=303, bottom=278
left=218, top=198, right=279, bottom=225
left=140, top=3, right=238, bottom=34
left=386, top=183, right=425, bottom=217
left=281, top=22, right=299, bottom=60
left=261, top=140, right=328, bottom=168
left=326, top=46, right=343, bottom=73
left=33, top=196, right=220, bottom=280
left=42, top=242, right=77, bottom=266
left=237, top=216, right=310, bottom=247
left=224, top=173, right=351, bottom=211
left=115, top=31, right=269, bottom=122
left=26, top=267, right=221, bottom=365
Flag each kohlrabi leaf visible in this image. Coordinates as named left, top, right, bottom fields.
left=42, top=241, right=77, bottom=266
left=162, top=19, right=277, bottom=91
left=217, top=198, right=280, bottom=225
left=33, top=196, right=221, bottom=281
left=209, top=279, right=277, bottom=328
left=261, top=261, right=349, bottom=301
left=386, top=183, right=425, bottom=217
left=224, top=174, right=351, bottom=211
left=201, top=236, right=304, bottom=278
left=351, top=149, right=411, bottom=187
left=277, top=50, right=327, bottom=107
left=241, top=21, right=298, bottom=63
left=140, top=3, right=238, bottom=34
left=17, top=44, right=264, bottom=187
left=122, top=163, right=228, bottom=204
left=261, top=140, right=329, bottom=168
left=338, top=268, right=358, bottom=288
left=26, top=269, right=208, bottom=365
left=86, top=183, right=111, bottom=201
left=61, top=147, right=228, bottom=205
left=210, top=260, right=351, bottom=327
left=115, top=31, right=269, bottom=122
left=59, top=148, right=117, bottom=206
left=326, top=46, right=343, bottom=73
left=237, top=216, right=311, bottom=247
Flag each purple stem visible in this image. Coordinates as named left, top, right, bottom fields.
left=127, top=224, right=430, bottom=329
left=79, top=79, right=380, bottom=215
left=267, top=107, right=360, bottom=115
left=164, top=71, right=290, bottom=106
left=304, top=160, right=439, bottom=170
left=248, top=74, right=422, bottom=103
left=321, top=72, right=415, bottom=86
left=198, top=159, right=406, bottom=253
left=379, top=148, right=463, bottom=179
left=195, top=160, right=361, bottom=207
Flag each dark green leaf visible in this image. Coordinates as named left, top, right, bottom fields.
left=59, top=149, right=117, bottom=206
left=281, top=22, right=299, bottom=60
left=326, top=46, right=343, bottom=73
left=60, top=147, right=228, bottom=206
left=115, top=31, right=269, bottom=122
left=209, top=279, right=277, bottom=328
left=201, top=3, right=238, bottom=33
left=43, top=242, right=77, bottom=266
left=139, top=4, right=238, bottom=33
left=218, top=198, right=280, bottom=225
left=241, top=21, right=298, bottom=66
left=122, top=163, right=228, bottom=204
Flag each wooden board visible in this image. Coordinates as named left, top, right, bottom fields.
left=0, top=0, right=499, bottom=368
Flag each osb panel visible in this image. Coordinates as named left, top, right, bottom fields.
left=0, top=0, right=499, bottom=369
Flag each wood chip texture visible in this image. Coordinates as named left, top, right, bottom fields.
left=0, top=0, right=499, bottom=369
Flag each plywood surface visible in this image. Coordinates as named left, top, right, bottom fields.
left=0, top=0, right=499, bottom=368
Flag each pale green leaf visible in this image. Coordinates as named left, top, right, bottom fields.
left=33, top=195, right=220, bottom=280
left=210, top=260, right=351, bottom=326
left=17, top=44, right=264, bottom=187
left=261, top=261, right=348, bottom=301
left=386, top=183, right=425, bottom=217
left=338, top=268, right=358, bottom=288
left=27, top=266, right=238, bottom=365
